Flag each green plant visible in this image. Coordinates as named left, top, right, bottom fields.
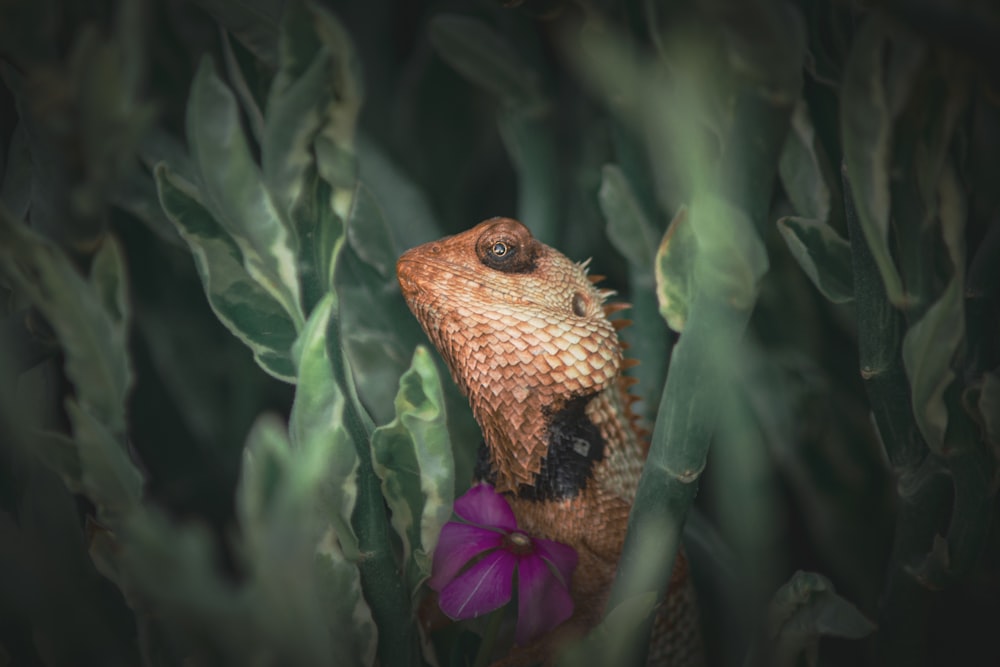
left=1, top=1, right=997, bottom=666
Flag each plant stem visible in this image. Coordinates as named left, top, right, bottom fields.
left=841, top=168, right=941, bottom=667
left=472, top=609, right=505, bottom=667
left=328, top=304, right=420, bottom=667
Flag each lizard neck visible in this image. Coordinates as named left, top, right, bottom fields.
left=471, top=374, right=646, bottom=502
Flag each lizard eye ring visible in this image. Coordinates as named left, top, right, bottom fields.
left=476, top=220, right=539, bottom=273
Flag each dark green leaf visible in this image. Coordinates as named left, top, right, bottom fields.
left=764, top=571, right=875, bottom=667
left=287, top=292, right=362, bottom=557
left=777, top=216, right=853, bottom=303
left=155, top=163, right=298, bottom=382
left=902, top=162, right=965, bottom=454
left=190, top=0, right=283, bottom=66
left=263, top=1, right=361, bottom=218
left=187, top=57, right=304, bottom=328
left=841, top=17, right=925, bottom=306
left=371, top=346, right=454, bottom=596
left=601, top=164, right=659, bottom=276
left=66, top=400, right=143, bottom=522
left=0, top=211, right=130, bottom=432
left=221, top=29, right=266, bottom=144
left=779, top=101, right=832, bottom=223
left=0, top=123, right=31, bottom=219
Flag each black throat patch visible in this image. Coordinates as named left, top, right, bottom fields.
left=473, top=392, right=606, bottom=501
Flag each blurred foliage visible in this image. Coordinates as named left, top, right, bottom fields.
left=0, top=0, right=998, bottom=666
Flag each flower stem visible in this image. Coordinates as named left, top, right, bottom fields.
left=472, top=609, right=505, bottom=667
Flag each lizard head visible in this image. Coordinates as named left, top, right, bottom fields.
left=397, top=217, right=624, bottom=494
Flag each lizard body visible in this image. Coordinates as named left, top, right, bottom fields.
left=397, top=217, right=702, bottom=665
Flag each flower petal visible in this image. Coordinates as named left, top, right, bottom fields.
left=438, top=549, right=517, bottom=620
left=515, top=555, right=574, bottom=645
left=533, top=536, right=578, bottom=585
left=428, top=522, right=504, bottom=591
left=453, top=483, right=518, bottom=531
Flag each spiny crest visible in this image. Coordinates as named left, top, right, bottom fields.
left=575, top=266, right=648, bottom=447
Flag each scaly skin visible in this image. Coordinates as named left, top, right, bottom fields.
left=397, top=217, right=702, bottom=665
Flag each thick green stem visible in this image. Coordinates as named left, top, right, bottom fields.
left=606, top=291, right=753, bottom=665
left=842, top=169, right=939, bottom=667
left=328, top=308, right=420, bottom=667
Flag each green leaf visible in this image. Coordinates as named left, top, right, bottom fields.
left=764, top=571, right=875, bottom=667
left=0, top=211, right=130, bottom=432
left=66, top=399, right=143, bottom=522
left=339, top=183, right=425, bottom=426
left=779, top=100, right=832, bottom=223
left=237, top=414, right=373, bottom=666
left=776, top=216, right=853, bottom=303
left=121, top=507, right=255, bottom=661
left=155, top=163, right=298, bottom=382
left=654, top=207, right=696, bottom=333
left=689, top=195, right=769, bottom=310
left=186, top=56, right=305, bottom=329
left=220, top=29, right=266, bottom=145
left=190, top=0, right=283, bottom=66
left=428, top=15, right=542, bottom=108
left=658, top=197, right=765, bottom=333
left=0, top=122, right=31, bottom=219
left=263, top=0, right=362, bottom=218
left=902, top=162, right=966, bottom=455
left=601, top=164, right=660, bottom=276
left=314, top=542, right=377, bottom=667
left=31, top=431, right=85, bottom=495
left=287, top=293, right=362, bottom=557
left=371, top=346, right=455, bottom=596
left=841, top=16, right=926, bottom=307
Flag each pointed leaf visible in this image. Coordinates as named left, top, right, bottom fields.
left=777, top=216, right=853, bottom=303
left=0, top=211, right=130, bottom=432
left=654, top=207, right=696, bottom=333
left=689, top=195, right=769, bottom=310
left=155, top=163, right=298, bottom=382
left=601, top=164, right=660, bottom=276
left=779, top=100, right=832, bottom=223
left=190, top=0, right=282, bottom=66
left=263, top=1, right=361, bottom=218
left=841, top=17, right=925, bottom=306
left=371, top=346, right=455, bottom=596
left=66, top=400, right=143, bottom=522
left=288, top=292, right=361, bottom=557
left=766, top=571, right=875, bottom=667
left=186, top=57, right=304, bottom=328
left=902, top=162, right=966, bottom=455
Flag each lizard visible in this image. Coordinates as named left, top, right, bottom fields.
left=396, top=216, right=703, bottom=665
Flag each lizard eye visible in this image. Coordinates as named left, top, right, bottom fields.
left=476, top=220, right=539, bottom=273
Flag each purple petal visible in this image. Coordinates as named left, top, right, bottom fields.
left=428, top=522, right=504, bottom=591
left=515, top=555, right=574, bottom=645
left=453, top=484, right=518, bottom=531
left=533, top=537, right=578, bottom=585
left=438, top=549, right=517, bottom=620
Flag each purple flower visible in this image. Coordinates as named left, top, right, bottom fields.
left=428, top=483, right=577, bottom=645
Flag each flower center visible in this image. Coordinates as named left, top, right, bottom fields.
left=504, top=531, right=534, bottom=555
